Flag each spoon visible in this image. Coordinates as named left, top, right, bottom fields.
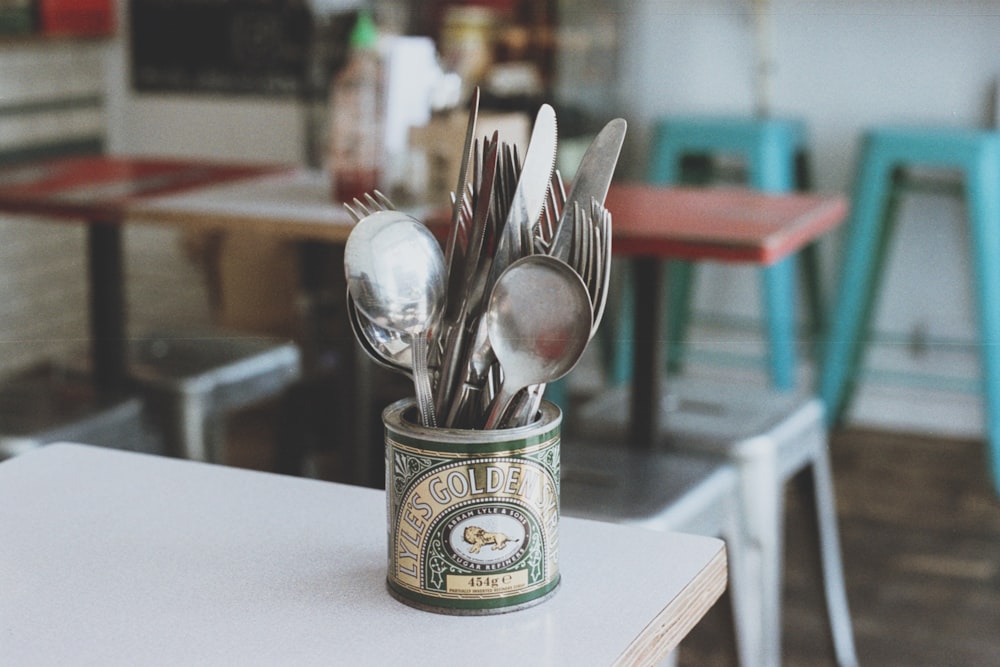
left=347, top=292, right=412, bottom=377
left=481, top=255, right=592, bottom=429
left=344, top=210, right=446, bottom=426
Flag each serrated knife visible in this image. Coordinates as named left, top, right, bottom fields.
left=550, top=117, right=627, bottom=262
left=485, top=103, right=558, bottom=291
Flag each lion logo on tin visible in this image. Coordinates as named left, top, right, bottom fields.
left=463, top=525, right=518, bottom=554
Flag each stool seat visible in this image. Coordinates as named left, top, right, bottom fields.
left=819, top=125, right=1000, bottom=495
left=129, top=330, right=301, bottom=462
left=574, top=378, right=858, bottom=667
left=850, top=126, right=1000, bottom=165
left=0, top=364, right=149, bottom=460
left=561, top=444, right=752, bottom=665
left=649, top=115, right=807, bottom=190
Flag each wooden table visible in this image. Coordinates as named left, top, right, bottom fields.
left=605, top=184, right=848, bottom=448
left=0, top=443, right=727, bottom=666
left=0, top=156, right=291, bottom=393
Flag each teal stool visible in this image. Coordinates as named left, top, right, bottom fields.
left=606, top=116, right=823, bottom=390
left=819, top=127, right=1000, bottom=495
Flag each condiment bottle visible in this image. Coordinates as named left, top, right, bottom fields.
left=328, top=11, right=383, bottom=203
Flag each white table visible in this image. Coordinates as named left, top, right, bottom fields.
left=0, top=444, right=727, bottom=666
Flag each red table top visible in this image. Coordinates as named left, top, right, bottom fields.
left=0, top=156, right=291, bottom=222
left=607, top=183, right=848, bottom=265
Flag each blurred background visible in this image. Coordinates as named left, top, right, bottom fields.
left=2, top=0, right=998, bottom=443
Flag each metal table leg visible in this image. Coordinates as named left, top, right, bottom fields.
left=628, top=256, right=665, bottom=449
left=87, top=222, right=127, bottom=395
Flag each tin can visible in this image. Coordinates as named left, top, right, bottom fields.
left=383, top=398, right=561, bottom=615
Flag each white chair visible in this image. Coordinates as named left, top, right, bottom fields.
left=0, top=363, right=150, bottom=460
left=561, top=443, right=755, bottom=666
left=573, top=378, right=858, bottom=667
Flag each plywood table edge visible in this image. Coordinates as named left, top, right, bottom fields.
left=613, top=542, right=728, bottom=666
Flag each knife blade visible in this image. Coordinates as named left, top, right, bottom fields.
left=435, top=135, right=500, bottom=423
left=442, top=87, right=480, bottom=319
left=550, top=117, right=627, bottom=262
left=486, top=103, right=558, bottom=291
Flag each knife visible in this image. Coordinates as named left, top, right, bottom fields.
left=485, top=103, right=558, bottom=292
left=550, top=117, right=627, bottom=262
left=435, top=135, right=500, bottom=423
left=446, top=105, right=558, bottom=425
left=440, top=88, right=480, bottom=329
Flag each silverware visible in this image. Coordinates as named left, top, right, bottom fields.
left=481, top=255, right=592, bottom=429
left=342, top=102, right=626, bottom=430
left=344, top=210, right=446, bottom=427
left=439, top=88, right=480, bottom=350
left=550, top=118, right=627, bottom=262
left=503, top=199, right=614, bottom=427
left=444, top=106, right=558, bottom=427
left=347, top=292, right=412, bottom=377
left=435, top=136, right=500, bottom=423
left=486, top=104, right=557, bottom=290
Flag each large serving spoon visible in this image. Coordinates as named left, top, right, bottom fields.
left=481, top=255, right=592, bottom=429
left=344, top=210, right=446, bottom=426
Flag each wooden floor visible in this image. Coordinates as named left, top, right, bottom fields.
left=225, top=413, right=1000, bottom=666
left=677, top=427, right=1000, bottom=667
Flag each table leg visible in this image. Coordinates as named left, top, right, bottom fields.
left=87, top=223, right=127, bottom=394
left=628, top=257, right=665, bottom=449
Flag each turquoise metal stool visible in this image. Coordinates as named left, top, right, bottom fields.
left=605, top=116, right=823, bottom=390
left=819, top=126, right=1000, bottom=494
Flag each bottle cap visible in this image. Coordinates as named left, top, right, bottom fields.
left=350, top=11, right=378, bottom=49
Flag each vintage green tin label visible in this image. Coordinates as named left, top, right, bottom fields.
left=383, top=399, right=561, bottom=614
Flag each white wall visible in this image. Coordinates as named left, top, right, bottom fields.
left=0, top=41, right=102, bottom=373
left=102, top=0, right=1000, bottom=434
left=612, top=0, right=1000, bottom=434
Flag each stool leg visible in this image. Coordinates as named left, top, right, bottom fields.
left=665, top=260, right=695, bottom=374
left=809, top=443, right=860, bottom=667
left=819, top=150, right=892, bottom=425
left=603, top=260, right=635, bottom=386
left=762, top=257, right=797, bottom=390
left=838, top=169, right=907, bottom=424
left=799, top=243, right=825, bottom=352
left=659, top=649, right=679, bottom=667
left=658, top=150, right=710, bottom=378
left=204, top=413, right=226, bottom=465
left=965, top=162, right=1000, bottom=494
left=736, top=450, right=784, bottom=667
left=176, top=393, right=210, bottom=461
left=723, top=486, right=761, bottom=667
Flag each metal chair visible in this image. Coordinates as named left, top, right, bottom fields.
left=129, top=329, right=301, bottom=462
left=573, top=378, right=858, bottom=667
left=561, top=443, right=754, bottom=666
left=0, top=363, right=150, bottom=460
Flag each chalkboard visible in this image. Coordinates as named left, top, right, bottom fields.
left=129, top=0, right=354, bottom=97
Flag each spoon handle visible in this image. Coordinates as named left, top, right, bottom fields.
left=411, top=333, right=437, bottom=427
left=500, top=384, right=544, bottom=429
left=482, top=383, right=518, bottom=430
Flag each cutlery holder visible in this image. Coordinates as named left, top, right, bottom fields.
left=383, top=397, right=561, bottom=614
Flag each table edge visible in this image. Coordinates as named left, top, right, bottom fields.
left=613, top=544, right=728, bottom=666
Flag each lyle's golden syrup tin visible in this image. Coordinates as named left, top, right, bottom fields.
left=383, top=398, right=561, bottom=615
